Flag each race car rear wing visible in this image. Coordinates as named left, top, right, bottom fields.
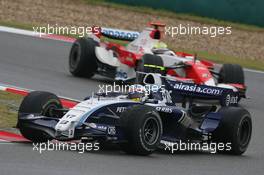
left=164, top=79, right=240, bottom=107
left=142, top=73, right=240, bottom=107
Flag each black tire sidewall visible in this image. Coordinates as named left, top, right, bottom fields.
left=136, top=112, right=162, bottom=150
left=18, top=91, right=63, bottom=142
left=232, top=114, right=252, bottom=153
left=120, top=105, right=162, bottom=155
left=213, top=107, right=252, bottom=155
left=219, top=64, right=245, bottom=84
left=18, top=91, right=62, bottom=117
left=69, top=38, right=98, bottom=77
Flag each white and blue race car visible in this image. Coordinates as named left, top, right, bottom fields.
left=17, top=73, right=252, bottom=155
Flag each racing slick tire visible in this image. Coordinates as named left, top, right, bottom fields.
left=218, top=64, right=245, bottom=84
left=18, top=91, right=63, bottom=143
left=120, top=105, right=163, bottom=155
left=212, top=107, right=252, bottom=155
left=136, top=54, right=164, bottom=84
left=69, top=37, right=99, bottom=78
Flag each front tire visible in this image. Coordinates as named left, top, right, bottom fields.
left=120, top=105, right=162, bottom=155
left=212, top=107, right=252, bottom=155
left=69, top=38, right=99, bottom=78
left=18, top=91, right=63, bottom=142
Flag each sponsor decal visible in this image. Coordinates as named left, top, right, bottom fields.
left=116, top=71, right=128, bottom=79
left=101, top=28, right=139, bottom=40
left=107, top=126, right=116, bottom=135
left=225, top=94, right=239, bottom=106
left=96, top=125, right=107, bottom=131
left=155, top=107, right=173, bottom=113
left=171, top=82, right=223, bottom=95
left=116, top=107, right=127, bottom=113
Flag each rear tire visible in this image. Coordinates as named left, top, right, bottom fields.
left=120, top=105, right=162, bottom=155
left=18, top=91, right=63, bottom=142
left=218, top=64, right=245, bottom=84
left=212, top=107, right=252, bottom=155
left=136, top=54, right=164, bottom=84
left=69, top=37, right=99, bottom=78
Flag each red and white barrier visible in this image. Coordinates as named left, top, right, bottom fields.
left=0, top=131, right=29, bottom=142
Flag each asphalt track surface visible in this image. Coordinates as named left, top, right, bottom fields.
left=0, top=31, right=264, bottom=175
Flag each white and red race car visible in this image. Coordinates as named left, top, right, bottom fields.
left=69, top=22, right=246, bottom=97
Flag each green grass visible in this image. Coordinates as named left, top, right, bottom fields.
left=0, top=91, right=22, bottom=128
left=84, top=0, right=264, bottom=32
left=1, top=20, right=264, bottom=71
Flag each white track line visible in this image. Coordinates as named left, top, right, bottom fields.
left=0, top=26, right=75, bottom=43
left=0, top=139, right=10, bottom=143
left=0, top=143, right=14, bottom=145
left=0, top=26, right=36, bottom=37
left=244, top=68, right=264, bottom=74
left=215, top=63, right=264, bottom=74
